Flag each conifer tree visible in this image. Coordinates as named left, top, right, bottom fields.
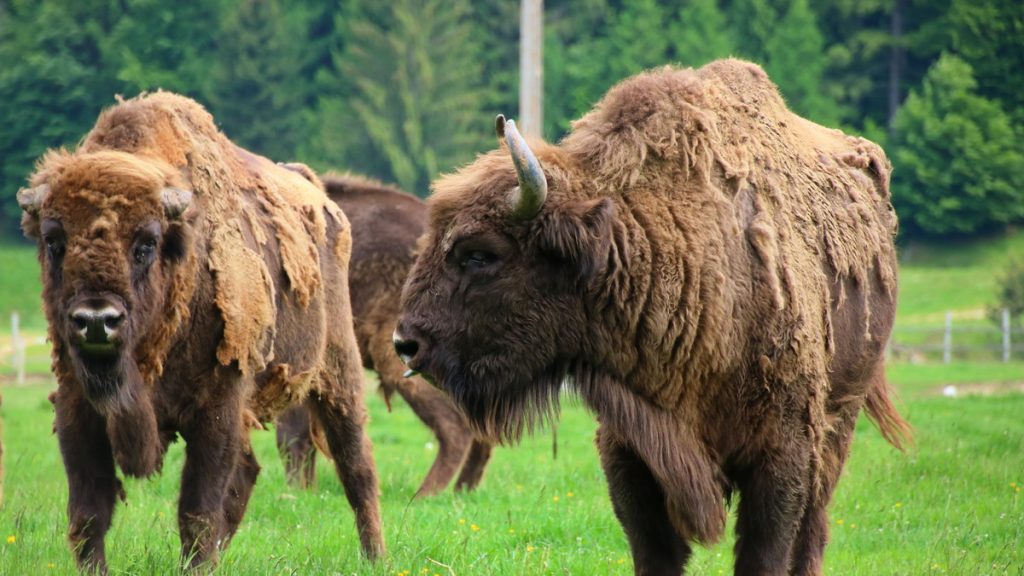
left=891, top=54, right=1024, bottom=236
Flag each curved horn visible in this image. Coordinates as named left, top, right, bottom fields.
left=16, top=184, right=49, bottom=216
left=496, top=114, right=547, bottom=219
left=161, top=187, right=193, bottom=220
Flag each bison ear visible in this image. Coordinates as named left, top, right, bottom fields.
left=17, top=184, right=49, bottom=217
left=537, top=197, right=620, bottom=281
left=161, top=187, right=193, bottom=220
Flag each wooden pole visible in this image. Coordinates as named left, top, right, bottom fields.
left=1003, top=308, right=1011, bottom=363
left=519, top=0, right=544, bottom=139
left=943, top=311, right=952, bottom=364
left=12, top=312, right=25, bottom=385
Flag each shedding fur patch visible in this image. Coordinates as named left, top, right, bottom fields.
left=209, top=221, right=276, bottom=375
left=251, top=363, right=318, bottom=421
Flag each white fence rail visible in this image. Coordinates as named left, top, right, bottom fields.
left=889, top=309, right=1023, bottom=364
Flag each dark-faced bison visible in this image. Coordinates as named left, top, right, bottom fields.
left=276, top=173, right=493, bottom=496
left=395, top=59, right=910, bottom=575
left=18, top=92, right=383, bottom=572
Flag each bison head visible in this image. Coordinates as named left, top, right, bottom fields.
left=395, top=116, right=624, bottom=441
left=20, top=150, right=194, bottom=414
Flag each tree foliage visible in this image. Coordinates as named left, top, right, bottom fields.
left=1, top=0, right=1023, bottom=240
left=891, top=54, right=1024, bottom=236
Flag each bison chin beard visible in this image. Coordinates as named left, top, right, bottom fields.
left=71, top=352, right=163, bottom=478
left=441, top=356, right=570, bottom=444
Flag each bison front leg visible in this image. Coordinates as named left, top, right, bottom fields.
left=56, top=384, right=123, bottom=575
left=597, top=426, right=691, bottom=576
left=177, top=394, right=244, bottom=569
left=312, top=343, right=385, bottom=559
left=275, top=404, right=317, bottom=488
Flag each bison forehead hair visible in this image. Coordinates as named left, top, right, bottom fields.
left=22, top=148, right=194, bottom=413
left=401, top=142, right=623, bottom=442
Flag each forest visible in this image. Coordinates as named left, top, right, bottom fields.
left=0, top=0, right=1021, bottom=239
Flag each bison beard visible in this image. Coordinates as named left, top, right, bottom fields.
left=398, top=59, right=910, bottom=576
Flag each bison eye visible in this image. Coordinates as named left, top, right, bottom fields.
left=460, top=249, right=496, bottom=271
left=44, top=234, right=65, bottom=260
left=133, top=239, right=157, bottom=267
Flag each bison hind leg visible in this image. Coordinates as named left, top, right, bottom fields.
left=454, top=440, right=494, bottom=492
left=311, top=343, right=385, bottom=559
left=275, top=404, right=318, bottom=489
left=732, top=441, right=813, bottom=575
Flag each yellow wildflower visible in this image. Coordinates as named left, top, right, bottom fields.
left=836, top=519, right=845, bottom=526
left=552, top=495, right=560, bottom=503
left=567, top=491, right=575, bottom=498
left=526, top=545, right=536, bottom=552
left=5, top=535, right=15, bottom=544
left=458, top=518, right=466, bottom=525
left=470, top=524, right=480, bottom=532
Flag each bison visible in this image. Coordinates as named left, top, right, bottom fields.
left=17, top=92, right=384, bottom=572
left=275, top=173, right=494, bottom=496
left=394, top=59, right=910, bottom=575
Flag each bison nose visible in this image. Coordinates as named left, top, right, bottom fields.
left=393, top=329, right=420, bottom=375
left=70, top=305, right=125, bottom=344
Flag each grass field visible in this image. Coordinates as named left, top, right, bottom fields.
left=0, top=373, right=1022, bottom=575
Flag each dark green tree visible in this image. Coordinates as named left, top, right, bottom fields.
left=891, top=54, right=1024, bottom=236
left=948, top=0, right=1024, bottom=123
left=323, top=0, right=490, bottom=194
left=206, top=0, right=310, bottom=162
left=669, top=0, right=736, bottom=68
left=763, top=0, right=837, bottom=125
left=0, top=0, right=122, bottom=238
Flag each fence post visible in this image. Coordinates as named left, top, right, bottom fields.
left=943, top=311, right=952, bottom=364
left=1003, top=308, right=1012, bottom=363
left=12, top=312, right=25, bottom=385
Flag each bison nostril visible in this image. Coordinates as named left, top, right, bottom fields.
left=103, top=311, right=125, bottom=330
left=393, top=333, right=420, bottom=364
left=71, top=312, right=90, bottom=332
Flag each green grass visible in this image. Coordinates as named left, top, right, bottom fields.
left=0, top=242, right=44, bottom=332
left=0, top=375, right=1022, bottom=575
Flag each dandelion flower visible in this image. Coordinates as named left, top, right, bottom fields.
left=471, top=524, right=480, bottom=532
left=836, top=519, right=844, bottom=526
left=5, top=535, right=15, bottom=544
left=458, top=518, right=466, bottom=525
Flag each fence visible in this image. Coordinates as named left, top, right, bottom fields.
left=889, top=309, right=1023, bottom=364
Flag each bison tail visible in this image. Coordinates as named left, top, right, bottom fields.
left=864, top=375, right=913, bottom=451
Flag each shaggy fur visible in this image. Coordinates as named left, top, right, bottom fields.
left=20, top=92, right=384, bottom=573
left=275, top=173, right=494, bottom=495
left=397, top=59, right=910, bottom=575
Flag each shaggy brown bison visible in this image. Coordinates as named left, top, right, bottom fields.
left=395, top=59, right=910, bottom=575
left=275, top=173, right=493, bottom=496
left=17, top=92, right=383, bottom=572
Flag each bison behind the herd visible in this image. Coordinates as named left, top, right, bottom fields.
left=14, top=59, right=907, bottom=575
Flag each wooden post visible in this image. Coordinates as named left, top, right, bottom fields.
left=11, top=312, right=25, bottom=385
left=519, top=0, right=544, bottom=139
left=943, top=311, right=952, bottom=364
left=1003, top=308, right=1011, bottom=363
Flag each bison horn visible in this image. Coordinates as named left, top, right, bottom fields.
left=496, top=114, right=547, bottom=219
left=161, top=187, right=193, bottom=220
left=16, top=183, right=49, bottom=216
